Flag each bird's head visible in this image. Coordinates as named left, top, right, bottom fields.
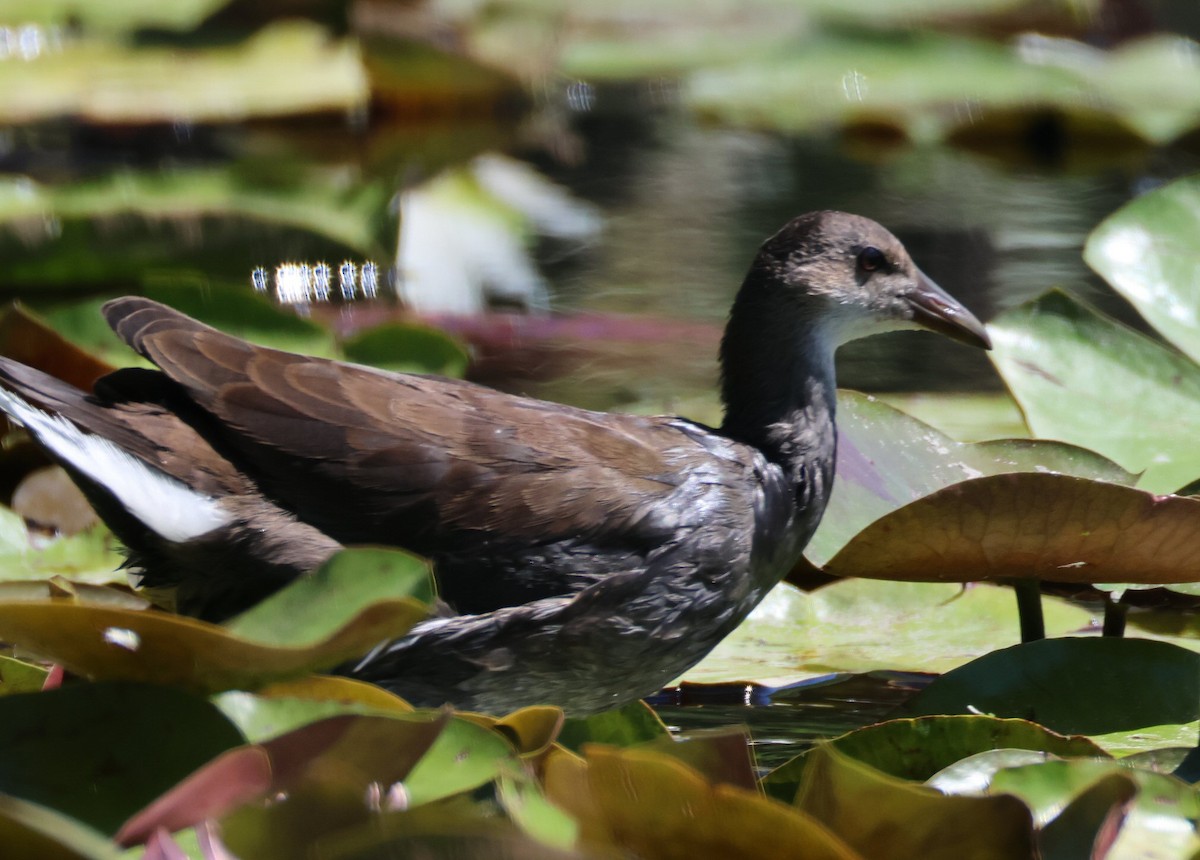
left=755, top=211, right=991, bottom=350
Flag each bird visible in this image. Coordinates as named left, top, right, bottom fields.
left=0, top=211, right=989, bottom=715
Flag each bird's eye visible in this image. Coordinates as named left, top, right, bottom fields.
left=857, top=246, right=887, bottom=273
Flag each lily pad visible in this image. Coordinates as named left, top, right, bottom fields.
left=0, top=655, right=47, bottom=695
left=216, top=712, right=519, bottom=859
left=558, top=699, right=671, bottom=751
left=0, top=22, right=367, bottom=125
left=543, top=745, right=865, bottom=860
left=685, top=32, right=1082, bottom=142
left=822, top=472, right=1200, bottom=585
left=809, top=391, right=1131, bottom=566
left=763, top=715, right=1104, bottom=803
left=6, top=0, right=227, bottom=34
left=682, top=579, right=1095, bottom=687
left=1084, top=174, right=1200, bottom=364
left=793, top=743, right=1036, bottom=860
left=0, top=506, right=125, bottom=586
left=901, top=637, right=1200, bottom=735
left=989, top=289, right=1200, bottom=493
left=0, top=682, right=243, bottom=835
left=0, top=793, right=121, bottom=860
left=342, top=322, right=471, bottom=376
left=0, top=548, right=432, bottom=693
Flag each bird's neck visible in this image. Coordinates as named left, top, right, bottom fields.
left=719, top=274, right=839, bottom=496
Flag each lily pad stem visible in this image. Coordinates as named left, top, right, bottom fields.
left=1008, top=579, right=1045, bottom=642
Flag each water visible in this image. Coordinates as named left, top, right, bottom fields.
left=649, top=672, right=932, bottom=771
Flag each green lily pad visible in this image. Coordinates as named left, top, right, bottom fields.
left=0, top=506, right=125, bottom=586
left=213, top=687, right=412, bottom=744
left=989, top=289, right=1200, bottom=493
left=990, top=759, right=1200, bottom=826
left=1085, top=174, right=1200, bottom=364
left=558, top=699, right=671, bottom=751
left=809, top=391, right=1131, bottom=566
left=0, top=793, right=121, bottom=860
left=763, top=715, right=1104, bottom=803
left=0, top=655, right=47, bottom=696
left=1034, top=771, right=1137, bottom=860
left=822, top=472, right=1200, bottom=585
left=0, top=682, right=243, bottom=835
left=342, top=322, right=470, bottom=376
left=1091, top=721, right=1200, bottom=758
left=496, top=773, right=579, bottom=852
left=0, top=548, right=432, bottom=693
left=681, top=579, right=1095, bottom=687
left=793, top=743, right=1036, bottom=860
left=902, top=638, right=1200, bottom=735
left=685, top=32, right=1082, bottom=141
left=1090, top=36, right=1200, bottom=145
left=0, top=22, right=366, bottom=125
left=5, top=0, right=227, bottom=33
left=224, top=546, right=433, bottom=647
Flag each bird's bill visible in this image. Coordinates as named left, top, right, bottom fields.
left=905, top=270, right=992, bottom=350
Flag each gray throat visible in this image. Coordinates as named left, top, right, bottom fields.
left=719, top=285, right=840, bottom=519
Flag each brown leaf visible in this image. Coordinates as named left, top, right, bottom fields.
left=824, top=472, right=1200, bottom=584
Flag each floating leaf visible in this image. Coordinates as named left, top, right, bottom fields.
left=7, top=0, right=228, bottom=34
left=793, top=743, right=1035, bottom=860
left=0, top=22, right=367, bottom=125
left=544, top=745, right=864, bottom=860
left=0, top=655, right=47, bottom=696
left=0, top=792, right=120, bottom=860
left=558, top=699, right=670, bottom=751
left=640, top=726, right=759, bottom=791
left=685, top=32, right=1082, bottom=142
left=902, top=638, right=1200, bottom=735
left=0, top=548, right=431, bottom=693
left=809, top=391, right=1131, bottom=566
left=763, top=715, right=1104, bottom=803
left=1091, top=721, right=1200, bottom=758
left=822, top=472, right=1200, bottom=585
left=342, top=322, right=470, bottom=376
left=1085, top=174, right=1200, bottom=362
left=224, top=547, right=433, bottom=647
left=0, top=506, right=125, bottom=586
left=990, top=289, right=1200, bottom=492
left=217, top=713, right=514, bottom=859
left=683, top=580, right=1095, bottom=687
left=0, top=682, right=243, bottom=835
left=115, top=747, right=273, bottom=848
left=989, top=759, right=1199, bottom=829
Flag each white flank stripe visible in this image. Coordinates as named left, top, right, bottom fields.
left=0, top=387, right=230, bottom=543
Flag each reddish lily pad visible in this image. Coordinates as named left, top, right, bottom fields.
left=822, top=472, right=1200, bottom=585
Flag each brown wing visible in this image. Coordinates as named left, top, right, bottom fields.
left=104, top=298, right=693, bottom=554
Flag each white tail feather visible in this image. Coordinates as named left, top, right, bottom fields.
left=0, top=387, right=229, bottom=543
